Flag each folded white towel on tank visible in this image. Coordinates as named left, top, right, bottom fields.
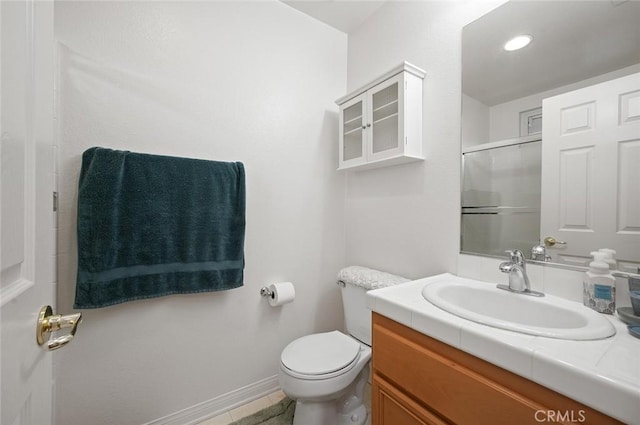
left=337, top=266, right=410, bottom=290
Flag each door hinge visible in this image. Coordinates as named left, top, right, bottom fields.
left=53, top=192, right=58, bottom=212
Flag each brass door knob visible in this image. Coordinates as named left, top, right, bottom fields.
left=36, top=306, right=82, bottom=351
left=544, top=236, right=567, bottom=247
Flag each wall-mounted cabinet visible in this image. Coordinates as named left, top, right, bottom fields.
left=336, top=62, right=425, bottom=171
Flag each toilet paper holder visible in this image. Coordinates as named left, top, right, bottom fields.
left=260, top=282, right=296, bottom=306
left=259, top=286, right=273, bottom=297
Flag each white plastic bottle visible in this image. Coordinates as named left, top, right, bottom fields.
left=583, top=255, right=616, bottom=314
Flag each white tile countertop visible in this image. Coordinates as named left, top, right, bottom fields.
left=366, top=273, right=640, bottom=425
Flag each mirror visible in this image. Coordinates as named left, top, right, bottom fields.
left=461, top=0, right=640, bottom=272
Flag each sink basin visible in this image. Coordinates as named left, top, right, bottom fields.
left=422, top=277, right=616, bottom=340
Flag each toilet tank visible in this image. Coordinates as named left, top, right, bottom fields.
left=341, top=282, right=372, bottom=346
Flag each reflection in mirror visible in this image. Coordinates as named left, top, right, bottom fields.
left=462, top=139, right=541, bottom=257
left=461, top=0, right=640, bottom=273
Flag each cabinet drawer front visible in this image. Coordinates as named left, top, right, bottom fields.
left=374, top=376, right=449, bottom=425
left=374, top=323, right=547, bottom=425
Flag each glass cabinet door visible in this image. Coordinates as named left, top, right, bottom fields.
left=339, top=93, right=367, bottom=168
left=368, top=73, right=404, bottom=161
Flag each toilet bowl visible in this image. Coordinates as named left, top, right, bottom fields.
left=278, top=267, right=409, bottom=424
left=278, top=331, right=371, bottom=425
left=278, top=276, right=380, bottom=425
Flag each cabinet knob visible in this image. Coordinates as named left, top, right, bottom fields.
left=367, top=123, right=371, bottom=128
left=362, top=126, right=366, bottom=130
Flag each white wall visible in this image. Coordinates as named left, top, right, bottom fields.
left=461, top=93, right=490, bottom=148
left=54, top=2, right=346, bottom=424
left=344, top=1, right=505, bottom=280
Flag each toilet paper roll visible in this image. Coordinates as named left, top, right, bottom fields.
left=268, top=282, right=295, bottom=307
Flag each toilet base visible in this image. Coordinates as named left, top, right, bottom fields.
left=292, top=400, right=337, bottom=425
left=291, top=364, right=370, bottom=425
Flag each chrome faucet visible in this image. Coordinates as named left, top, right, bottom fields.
left=530, top=243, right=551, bottom=262
left=498, top=249, right=544, bottom=297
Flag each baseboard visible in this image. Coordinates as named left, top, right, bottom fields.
left=142, top=375, right=280, bottom=425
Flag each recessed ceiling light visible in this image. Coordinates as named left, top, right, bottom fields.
left=504, top=35, right=533, bottom=51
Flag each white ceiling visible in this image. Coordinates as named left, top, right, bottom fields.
left=463, top=1, right=640, bottom=106
left=282, top=1, right=640, bottom=106
left=282, top=0, right=386, bottom=34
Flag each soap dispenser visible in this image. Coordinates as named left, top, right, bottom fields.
left=598, top=248, right=617, bottom=271
left=583, top=252, right=616, bottom=314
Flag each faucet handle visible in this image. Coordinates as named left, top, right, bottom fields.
left=531, top=244, right=549, bottom=261
left=504, top=249, right=517, bottom=259
left=505, top=249, right=526, bottom=265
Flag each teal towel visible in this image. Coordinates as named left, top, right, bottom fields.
left=74, top=147, right=245, bottom=309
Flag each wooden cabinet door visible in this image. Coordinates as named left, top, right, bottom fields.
left=372, top=313, right=623, bottom=425
left=373, top=376, right=448, bottom=425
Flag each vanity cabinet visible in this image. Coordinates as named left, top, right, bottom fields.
left=336, top=62, right=425, bottom=171
left=371, top=313, right=623, bottom=425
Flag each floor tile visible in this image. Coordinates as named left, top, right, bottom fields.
left=268, top=390, right=286, bottom=404
left=229, top=395, right=272, bottom=421
left=199, top=382, right=372, bottom=424
left=198, top=412, right=233, bottom=425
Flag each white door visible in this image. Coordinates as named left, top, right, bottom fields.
left=1, top=1, right=58, bottom=424
left=541, top=72, right=640, bottom=271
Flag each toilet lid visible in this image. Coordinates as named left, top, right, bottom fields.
left=281, top=331, right=361, bottom=376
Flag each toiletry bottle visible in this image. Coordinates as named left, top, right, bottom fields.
left=598, top=248, right=617, bottom=271
left=583, top=254, right=616, bottom=314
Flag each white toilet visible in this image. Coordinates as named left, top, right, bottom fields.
left=278, top=280, right=373, bottom=425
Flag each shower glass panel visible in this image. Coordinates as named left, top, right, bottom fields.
left=461, top=140, right=542, bottom=257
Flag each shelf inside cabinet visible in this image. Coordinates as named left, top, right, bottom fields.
left=373, top=99, right=398, bottom=113
left=373, top=112, right=399, bottom=126
left=344, top=126, right=363, bottom=136
left=344, top=115, right=363, bottom=126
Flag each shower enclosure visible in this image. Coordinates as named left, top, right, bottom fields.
left=461, top=139, right=542, bottom=257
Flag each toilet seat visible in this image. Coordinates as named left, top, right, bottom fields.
left=281, top=331, right=361, bottom=380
